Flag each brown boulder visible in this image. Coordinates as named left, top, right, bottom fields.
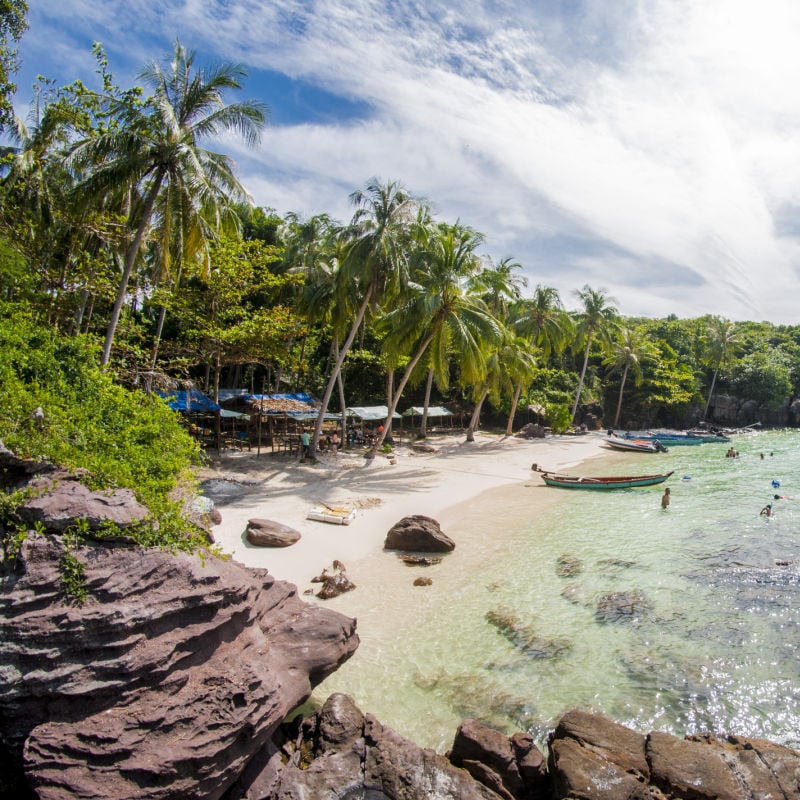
left=18, top=470, right=150, bottom=532
left=246, top=518, right=301, bottom=547
left=384, top=514, right=455, bottom=552
left=2, top=534, right=358, bottom=799
left=413, top=577, right=433, bottom=586
left=264, top=693, right=501, bottom=799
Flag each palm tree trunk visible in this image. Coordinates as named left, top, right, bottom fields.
left=613, top=363, right=630, bottom=428
left=466, top=387, right=490, bottom=442
left=420, top=367, right=434, bottom=437
left=311, top=288, right=372, bottom=457
left=385, top=369, right=394, bottom=440
left=101, top=170, right=165, bottom=367
left=150, top=304, right=168, bottom=369
left=571, top=333, right=594, bottom=423
left=506, top=384, right=522, bottom=436
left=370, top=332, right=435, bottom=456
left=703, top=368, right=719, bottom=420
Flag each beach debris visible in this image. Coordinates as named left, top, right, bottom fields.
left=594, top=590, right=650, bottom=624
left=246, top=518, right=301, bottom=548
left=555, top=553, right=583, bottom=578
left=384, top=515, right=455, bottom=552
left=312, top=561, right=356, bottom=600
left=485, top=608, right=573, bottom=659
left=399, top=555, right=442, bottom=567
left=307, top=504, right=356, bottom=525
left=413, top=577, right=432, bottom=586
left=411, top=442, right=437, bottom=454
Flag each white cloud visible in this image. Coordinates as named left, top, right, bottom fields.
left=20, top=0, right=800, bottom=321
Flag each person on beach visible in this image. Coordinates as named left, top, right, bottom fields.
left=760, top=503, right=773, bottom=517
left=661, top=487, right=670, bottom=509
left=300, top=429, right=310, bottom=461
left=331, top=432, right=339, bottom=455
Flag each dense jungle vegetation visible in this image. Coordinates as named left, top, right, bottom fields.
left=2, top=13, right=800, bottom=535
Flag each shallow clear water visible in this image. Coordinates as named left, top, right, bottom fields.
left=313, top=430, right=800, bottom=751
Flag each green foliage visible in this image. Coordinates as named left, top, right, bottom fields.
left=0, top=0, right=27, bottom=129
left=729, top=348, right=793, bottom=409
left=59, top=526, right=88, bottom=604
left=545, top=403, right=572, bottom=433
left=0, top=310, right=203, bottom=547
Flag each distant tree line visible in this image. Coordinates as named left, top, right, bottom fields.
left=2, top=35, right=800, bottom=464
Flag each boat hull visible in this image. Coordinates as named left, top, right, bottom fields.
left=540, top=471, right=674, bottom=489
left=605, top=439, right=661, bottom=452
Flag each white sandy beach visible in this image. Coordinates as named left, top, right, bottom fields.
left=199, top=430, right=612, bottom=592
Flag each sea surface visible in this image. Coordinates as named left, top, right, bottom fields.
left=312, top=429, right=800, bottom=752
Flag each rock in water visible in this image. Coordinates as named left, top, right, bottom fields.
left=0, top=534, right=358, bottom=799
left=384, top=515, right=455, bottom=552
left=246, top=518, right=301, bottom=547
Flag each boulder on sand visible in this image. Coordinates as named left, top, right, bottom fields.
left=384, top=515, right=455, bottom=552
left=246, top=518, right=301, bottom=547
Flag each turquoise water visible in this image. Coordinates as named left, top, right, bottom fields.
left=315, top=430, right=800, bottom=751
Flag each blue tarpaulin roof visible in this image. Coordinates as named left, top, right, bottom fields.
left=159, top=390, right=220, bottom=413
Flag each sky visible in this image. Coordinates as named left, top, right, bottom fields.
left=13, top=0, right=800, bottom=323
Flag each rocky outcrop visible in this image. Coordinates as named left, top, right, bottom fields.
left=1, top=536, right=358, bottom=799
left=17, top=469, right=151, bottom=532
left=448, top=718, right=548, bottom=800
left=515, top=423, right=546, bottom=439
left=245, top=518, right=301, bottom=547
left=548, top=708, right=800, bottom=800
left=311, top=561, right=357, bottom=599
left=247, top=693, right=502, bottom=799
left=384, top=514, right=455, bottom=552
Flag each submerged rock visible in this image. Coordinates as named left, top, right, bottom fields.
left=595, top=590, right=650, bottom=624
left=555, top=554, right=583, bottom=578
left=486, top=608, right=573, bottom=659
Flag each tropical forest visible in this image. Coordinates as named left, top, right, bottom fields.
left=2, top=18, right=800, bottom=541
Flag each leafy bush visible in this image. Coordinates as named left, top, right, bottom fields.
left=0, top=310, right=204, bottom=550
left=545, top=403, right=572, bottom=433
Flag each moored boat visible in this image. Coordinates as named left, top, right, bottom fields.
left=605, top=437, right=667, bottom=453
left=538, top=470, right=674, bottom=489
left=621, top=431, right=703, bottom=446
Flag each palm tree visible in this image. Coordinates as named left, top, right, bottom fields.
left=603, top=328, right=656, bottom=428
left=513, top=284, right=570, bottom=359
left=309, top=178, right=418, bottom=457
left=69, top=40, right=267, bottom=366
left=570, top=285, right=619, bottom=423
left=370, top=221, right=502, bottom=455
left=702, top=317, right=740, bottom=420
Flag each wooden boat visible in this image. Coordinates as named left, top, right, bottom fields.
left=605, top=437, right=667, bottom=453
left=621, top=432, right=703, bottom=446
left=538, top=470, right=674, bottom=489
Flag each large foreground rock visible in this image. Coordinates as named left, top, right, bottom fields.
left=1, top=535, right=359, bottom=800
left=250, top=693, right=502, bottom=799
left=384, top=514, right=455, bottom=552
left=548, top=708, right=800, bottom=800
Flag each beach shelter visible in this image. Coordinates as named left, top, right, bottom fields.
left=158, top=389, right=222, bottom=449
left=346, top=406, right=402, bottom=443
left=402, top=406, right=454, bottom=432
left=161, top=389, right=220, bottom=413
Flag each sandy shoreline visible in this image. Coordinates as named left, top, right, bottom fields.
left=199, top=430, right=612, bottom=591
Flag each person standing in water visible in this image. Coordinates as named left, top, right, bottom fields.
left=661, top=487, right=670, bottom=509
